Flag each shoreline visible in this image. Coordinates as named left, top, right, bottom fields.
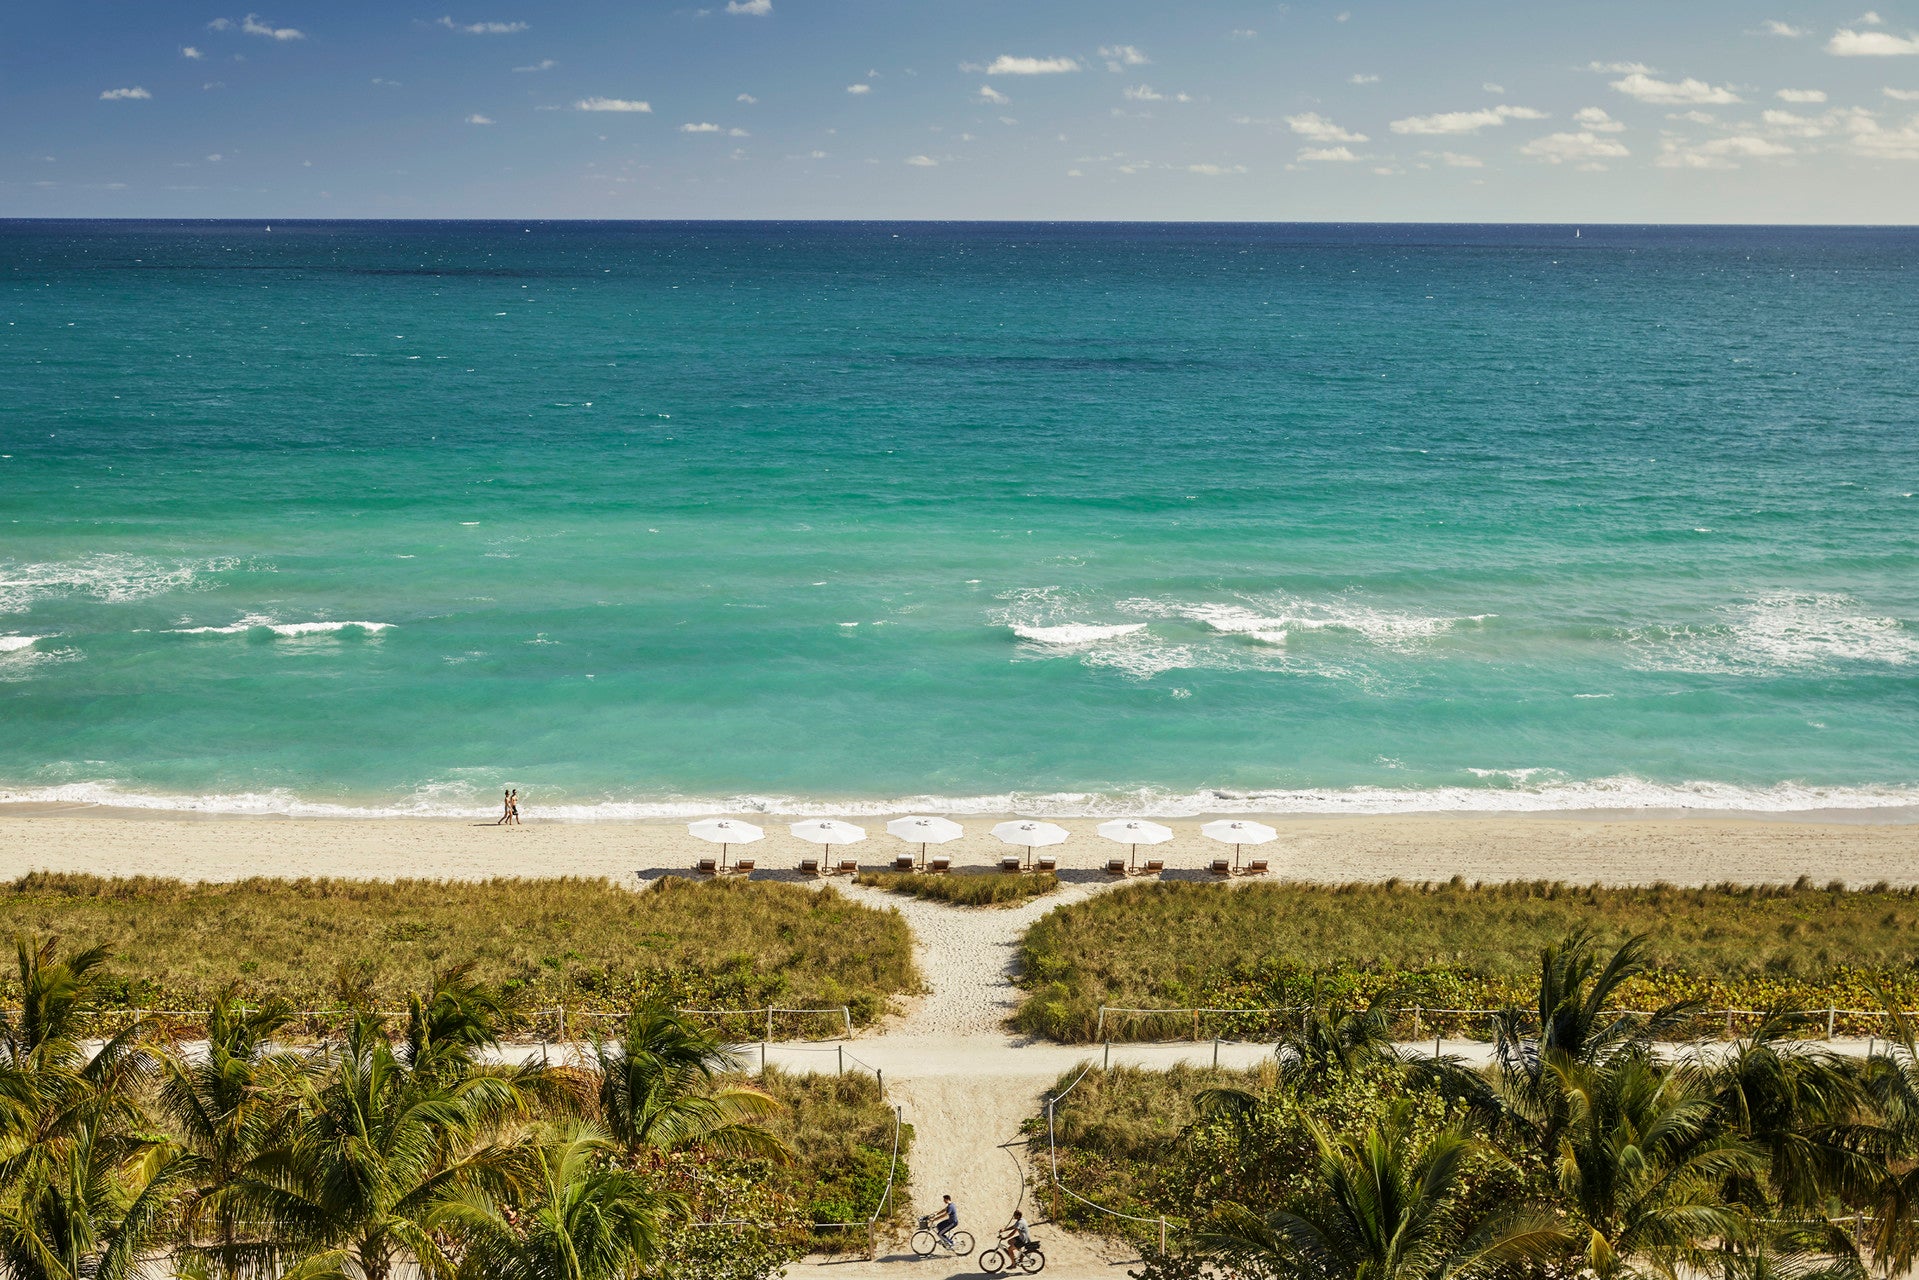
left=3, top=809, right=1916, bottom=888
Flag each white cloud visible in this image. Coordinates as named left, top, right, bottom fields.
left=207, top=18, right=233, bottom=30
left=205, top=152, right=223, bottom=162
left=846, top=83, right=871, bottom=94
left=1297, top=146, right=1359, bottom=162
left=975, top=84, right=1009, bottom=104
left=436, top=16, right=526, bottom=34
left=1776, top=88, right=1829, bottom=102
left=1763, top=20, right=1808, bottom=37
left=465, top=113, right=494, bottom=124
left=1430, top=150, right=1485, bottom=167
left=1657, top=134, right=1795, bottom=168
left=1588, top=60, right=1653, bottom=74
left=1573, top=106, right=1626, bottom=132
left=1349, top=73, right=1379, bottom=85
left=372, top=77, right=402, bottom=86
left=1187, top=162, right=1248, bottom=174
left=729, top=127, right=749, bottom=137
left=99, top=87, right=152, bottom=100
left=1610, top=72, right=1742, bottom=104
left=242, top=13, right=306, bottom=39
left=1483, top=82, right=1505, bottom=94
left=1286, top=112, right=1368, bottom=142
left=1762, top=108, right=1837, bottom=136
left=680, top=122, right=721, bottom=132
left=1230, top=29, right=1257, bottom=41
left=1886, top=87, right=1919, bottom=99
left=575, top=97, right=651, bottom=112
left=1124, top=84, right=1190, bottom=102
left=203, top=80, right=225, bottom=90
left=1828, top=28, right=1919, bottom=54
left=182, top=45, right=204, bottom=59
left=725, top=0, right=772, bottom=13
left=737, top=92, right=758, bottom=103
left=1669, top=109, right=1718, bottom=123
left=985, top=55, right=1081, bottom=75
left=1099, top=45, right=1148, bottom=71
left=1520, top=130, right=1631, bottom=165
left=1849, top=114, right=1919, bottom=157
left=1389, top=104, right=1546, bottom=134
left=1861, top=11, right=1886, bottom=25
left=904, top=154, right=937, bottom=166
left=513, top=59, right=556, bottom=72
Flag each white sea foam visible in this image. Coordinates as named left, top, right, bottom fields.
left=0, top=554, right=250, bottom=615
left=1010, top=623, right=1147, bottom=645
left=167, top=617, right=393, bottom=637
left=0, top=636, right=49, bottom=653
left=3, top=776, right=1915, bottom=821
left=1632, top=592, right=1917, bottom=675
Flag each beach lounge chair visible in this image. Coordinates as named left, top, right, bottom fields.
left=1105, top=859, right=1127, bottom=876
left=836, top=859, right=859, bottom=876
left=1140, top=859, right=1165, bottom=877
left=798, top=857, right=821, bottom=876
left=1036, top=856, right=1057, bottom=873
left=1243, top=859, right=1270, bottom=876
left=696, top=858, right=718, bottom=876
left=893, top=854, right=916, bottom=873
left=999, top=856, right=1022, bottom=873
left=1209, top=859, right=1232, bottom=877
left=928, top=855, right=951, bottom=874
left=733, top=858, right=755, bottom=875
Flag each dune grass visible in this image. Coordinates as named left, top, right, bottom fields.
left=0, top=872, right=917, bottom=1035
left=1015, top=878, right=1919, bottom=1042
left=854, top=869, right=1059, bottom=907
left=753, top=1067, right=913, bottom=1245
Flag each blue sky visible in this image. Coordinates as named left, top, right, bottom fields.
left=8, top=0, right=1919, bottom=220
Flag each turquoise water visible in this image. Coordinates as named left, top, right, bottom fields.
left=2, top=220, right=1916, bottom=818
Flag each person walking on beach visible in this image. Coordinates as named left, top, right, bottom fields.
left=497, top=788, right=521, bottom=825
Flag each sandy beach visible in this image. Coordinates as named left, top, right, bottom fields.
left=0, top=806, right=1912, bottom=887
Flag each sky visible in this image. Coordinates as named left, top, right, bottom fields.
left=7, top=0, right=1919, bottom=221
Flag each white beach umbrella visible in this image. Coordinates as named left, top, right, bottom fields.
left=789, top=819, right=867, bottom=861
left=885, top=816, right=964, bottom=867
left=1096, top=818, right=1174, bottom=870
left=686, top=818, right=764, bottom=870
left=1200, top=818, right=1278, bottom=870
left=991, top=819, right=1069, bottom=868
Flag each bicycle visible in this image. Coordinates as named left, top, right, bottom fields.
left=980, top=1231, right=1046, bottom=1273
left=909, top=1214, right=974, bottom=1258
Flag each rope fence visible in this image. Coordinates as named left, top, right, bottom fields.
left=1096, top=1003, right=1919, bottom=1044
left=38, top=1003, right=857, bottom=1044
left=1043, top=1061, right=1171, bottom=1253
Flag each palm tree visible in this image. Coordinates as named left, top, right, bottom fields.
left=1541, top=1053, right=1759, bottom=1280
left=243, top=1015, right=528, bottom=1280
left=432, top=1124, right=678, bottom=1280
left=591, top=1007, right=788, bottom=1164
left=158, top=993, right=313, bottom=1278
left=1201, top=1101, right=1556, bottom=1280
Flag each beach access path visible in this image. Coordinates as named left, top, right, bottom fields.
left=8, top=810, right=1919, bottom=1277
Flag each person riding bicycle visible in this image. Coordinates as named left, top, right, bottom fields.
left=1001, top=1209, right=1035, bottom=1262
left=934, top=1195, right=960, bottom=1250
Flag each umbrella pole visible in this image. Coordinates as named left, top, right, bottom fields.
left=1234, top=843, right=1241, bottom=873
left=1129, top=843, right=1137, bottom=873
left=722, top=842, right=729, bottom=872
left=920, top=841, right=927, bottom=873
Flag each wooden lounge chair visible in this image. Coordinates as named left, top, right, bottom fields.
left=1140, top=859, right=1165, bottom=877
left=732, top=858, right=755, bottom=875
left=695, top=858, right=718, bottom=876
left=1243, top=859, right=1270, bottom=876
left=1209, top=859, right=1232, bottom=877
left=798, top=857, right=821, bottom=876
left=1105, top=859, right=1127, bottom=876
left=893, top=854, right=916, bottom=872
left=999, top=856, right=1022, bottom=873
left=928, top=855, right=951, bottom=874
left=836, top=859, right=858, bottom=876
left=1035, top=856, right=1057, bottom=873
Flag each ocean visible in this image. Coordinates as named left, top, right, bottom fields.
left=2, top=220, right=1915, bottom=819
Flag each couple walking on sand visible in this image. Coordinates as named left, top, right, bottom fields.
left=496, top=788, right=522, bottom=825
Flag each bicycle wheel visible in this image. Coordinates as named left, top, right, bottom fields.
left=951, top=1230, right=975, bottom=1256
left=1019, top=1248, right=1046, bottom=1273
left=978, top=1248, right=1006, bottom=1272
left=910, top=1229, right=936, bottom=1257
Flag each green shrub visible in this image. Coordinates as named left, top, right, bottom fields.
left=855, top=870, right=1059, bottom=907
